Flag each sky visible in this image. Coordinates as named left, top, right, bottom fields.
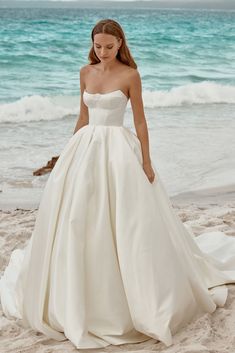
left=5, top=0, right=232, bottom=1
left=0, top=0, right=235, bottom=10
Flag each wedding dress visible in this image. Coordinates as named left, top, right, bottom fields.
left=1, top=89, right=235, bottom=349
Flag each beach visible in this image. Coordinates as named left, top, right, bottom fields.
left=1, top=2, right=235, bottom=352
left=1, top=6, right=235, bottom=202
left=1, top=183, right=235, bottom=352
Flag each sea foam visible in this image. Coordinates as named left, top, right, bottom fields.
left=0, top=82, right=234, bottom=123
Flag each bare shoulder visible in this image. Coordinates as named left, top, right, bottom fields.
left=128, top=67, right=141, bottom=85
left=117, top=65, right=141, bottom=95
left=121, top=64, right=137, bottom=76
left=125, top=68, right=142, bottom=96
left=79, top=65, right=93, bottom=89
left=79, top=64, right=91, bottom=76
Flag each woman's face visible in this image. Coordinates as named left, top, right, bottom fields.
left=93, top=33, right=122, bottom=62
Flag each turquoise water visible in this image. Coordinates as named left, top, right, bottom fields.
left=0, top=8, right=235, bottom=103
left=0, top=7, right=235, bottom=203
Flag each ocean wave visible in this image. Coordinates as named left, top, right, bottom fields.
left=0, top=82, right=235, bottom=123
left=0, top=95, right=79, bottom=123
left=143, top=81, right=235, bottom=108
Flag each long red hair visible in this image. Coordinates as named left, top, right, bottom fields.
left=88, top=19, right=137, bottom=69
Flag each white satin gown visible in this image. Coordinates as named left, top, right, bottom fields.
left=1, top=89, right=235, bottom=349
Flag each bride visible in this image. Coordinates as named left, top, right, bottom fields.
left=1, top=18, right=235, bottom=350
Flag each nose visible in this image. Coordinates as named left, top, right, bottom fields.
left=100, top=48, right=107, bottom=55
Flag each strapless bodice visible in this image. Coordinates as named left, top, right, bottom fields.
left=83, top=90, right=128, bottom=126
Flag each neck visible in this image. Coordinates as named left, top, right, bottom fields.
left=99, top=58, right=119, bottom=72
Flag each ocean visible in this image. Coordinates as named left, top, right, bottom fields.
left=0, top=4, right=235, bottom=206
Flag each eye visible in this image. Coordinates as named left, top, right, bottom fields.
left=95, top=46, right=113, bottom=49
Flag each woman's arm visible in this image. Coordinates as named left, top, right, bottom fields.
left=129, top=69, right=155, bottom=183
left=73, top=66, right=89, bottom=135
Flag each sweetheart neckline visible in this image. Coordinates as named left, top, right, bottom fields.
left=84, top=89, right=129, bottom=101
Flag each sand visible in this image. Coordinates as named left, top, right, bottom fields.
left=0, top=184, right=235, bottom=353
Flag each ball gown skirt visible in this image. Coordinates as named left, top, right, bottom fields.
left=1, top=89, right=235, bottom=349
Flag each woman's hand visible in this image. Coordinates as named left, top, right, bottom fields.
left=143, top=161, right=156, bottom=183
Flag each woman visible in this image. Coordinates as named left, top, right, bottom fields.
left=1, top=18, right=235, bottom=350
left=74, top=20, right=155, bottom=185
